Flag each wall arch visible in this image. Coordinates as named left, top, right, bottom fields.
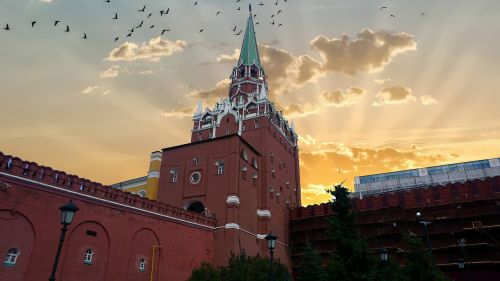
left=126, top=228, right=160, bottom=281
left=60, top=220, right=110, bottom=281
left=0, top=210, right=36, bottom=281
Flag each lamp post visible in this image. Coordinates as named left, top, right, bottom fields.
left=458, top=239, right=472, bottom=281
left=378, top=248, right=388, bottom=263
left=49, top=200, right=79, bottom=281
left=416, top=211, right=435, bottom=269
left=265, top=232, right=278, bottom=281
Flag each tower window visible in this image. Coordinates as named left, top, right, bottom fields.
left=216, top=161, right=225, bottom=175
left=193, top=158, right=199, bottom=165
left=170, top=169, right=178, bottom=183
left=4, top=248, right=20, bottom=266
left=241, top=166, right=248, bottom=180
left=241, top=150, right=248, bottom=161
left=139, top=258, right=146, bottom=272
left=83, top=249, right=94, bottom=264
left=190, top=172, right=201, bottom=184
left=251, top=158, right=258, bottom=169
left=225, top=128, right=230, bottom=135
left=209, top=131, right=213, bottom=138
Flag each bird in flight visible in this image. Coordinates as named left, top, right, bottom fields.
left=65, top=25, right=70, bottom=32
left=236, top=0, right=241, bottom=2
left=194, top=1, right=198, bottom=5
left=148, top=13, right=153, bottom=18
left=255, top=22, right=259, bottom=25
left=160, top=8, right=170, bottom=16
left=150, top=25, right=155, bottom=29
left=54, top=20, right=60, bottom=26
left=270, top=20, right=275, bottom=25
left=275, top=0, right=278, bottom=5
left=114, top=37, right=119, bottom=42
left=235, top=30, right=242, bottom=35
left=161, top=29, right=170, bottom=35
left=31, top=21, right=37, bottom=28
left=216, top=11, right=221, bottom=16
left=259, top=2, right=264, bottom=5
left=421, top=12, right=427, bottom=16
left=128, top=27, right=134, bottom=32
left=271, top=14, right=275, bottom=18
left=126, top=33, right=132, bottom=37
left=278, top=23, right=283, bottom=27
left=390, top=14, right=395, bottom=18
left=199, top=28, right=204, bottom=33
left=136, top=20, right=143, bottom=28
left=138, top=5, right=146, bottom=12
left=82, top=33, right=87, bottom=39
left=379, top=6, right=388, bottom=10
left=232, top=25, right=237, bottom=31
left=277, top=10, right=282, bottom=14
left=3, top=24, right=10, bottom=31
left=113, top=13, right=118, bottom=19
left=105, top=0, right=110, bottom=3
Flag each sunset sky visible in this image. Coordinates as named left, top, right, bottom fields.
left=1, top=0, right=499, bottom=205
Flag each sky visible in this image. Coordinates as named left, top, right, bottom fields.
left=1, top=0, right=499, bottom=206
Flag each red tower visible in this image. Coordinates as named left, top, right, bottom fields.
left=157, top=7, right=300, bottom=267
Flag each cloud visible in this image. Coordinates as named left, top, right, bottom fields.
left=420, top=94, right=438, bottom=105
left=159, top=107, right=194, bottom=118
left=373, top=86, right=416, bottom=106
left=322, top=87, right=366, bottom=107
left=310, top=29, right=417, bottom=75
left=106, top=37, right=187, bottom=62
left=102, top=90, right=110, bottom=96
left=282, top=103, right=319, bottom=118
left=298, top=137, right=454, bottom=205
left=99, top=65, right=120, bottom=78
left=216, top=49, right=240, bottom=63
left=82, top=86, right=98, bottom=94
left=190, top=79, right=231, bottom=105
left=374, top=78, right=392, bottom=85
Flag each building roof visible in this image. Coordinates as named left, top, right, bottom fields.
left=162, top=133, right=261, bottom=156
left=238, top=5, right=261, bottom=67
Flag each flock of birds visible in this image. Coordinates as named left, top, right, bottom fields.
left=1, top=0, right=290, bottom=42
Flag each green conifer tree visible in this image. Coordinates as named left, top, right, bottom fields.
left=296, top=243, right=327, bottom=281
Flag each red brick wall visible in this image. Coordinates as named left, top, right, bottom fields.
left=0, top=152, right=215, bottom=281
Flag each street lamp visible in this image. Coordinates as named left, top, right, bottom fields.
left=49, top=200, right=79, bottom=281
left=416, top=211, right=435, bottom=268
left=457, top=258, right=465, bottom=270
left=265, top=232, right=278, bottom=281
left=378, top=248, right=388, bottom=263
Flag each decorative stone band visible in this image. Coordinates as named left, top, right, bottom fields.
left=225, top=223, right=240, bottom=230
left=150, top=151, right=162, bottom=162
left=148, top=171, right=160, bottom=179
left=226, top=195, right=240, bottom=205
left=256, top=209, right=271, bottom=217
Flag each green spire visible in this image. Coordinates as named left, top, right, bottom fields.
left=238, top=5, right=261, bottom=67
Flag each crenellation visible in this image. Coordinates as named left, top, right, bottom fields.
left=0, top=151, right=216, bottom=227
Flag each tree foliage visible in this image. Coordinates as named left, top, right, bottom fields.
left=296, top=243, right=327, bottom=281
left=401, top=235, right=449, bottom=281
left=189, top=253, right=291, bottom=281
left=326, top=184, right=378, bottom=281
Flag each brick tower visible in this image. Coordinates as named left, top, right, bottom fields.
left=157, top=5, right=300, bottom=266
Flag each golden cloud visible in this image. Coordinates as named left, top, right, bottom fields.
left=322, top=87, right=366, bottom=107
left=99, top=65, right=120, bottom=78
left=190, top=79, right=231, bottom=105
left=299, top=138, right=453, bottom=205
left=106, top=37, right=187, bottom=62
left=216, top=49, right=240, bottom=63
left=373, top=86, right=416, bottom=106
left=282, top=103, right=319, bottom=118
left=420, top=94, right=438, bottom=105
left=311, top=29, right=417, bottom=75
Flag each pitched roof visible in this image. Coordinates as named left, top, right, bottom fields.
left=238, top=6, right=261, bottom=67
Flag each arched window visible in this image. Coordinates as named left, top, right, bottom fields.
left=83, top=249, right=94, bottom=264
left=4, top=248, right=20, bottom=266
left=186, top=201, right=205, bottom=214
left=251, top=158, right=258, bottom=169
left=138, top=190, right=146, bottom=198
left=240, top=150, right=248, bottom=161
left=216, top=161, right=225, bottom=175
left=138, top=258, right=146, bottom=272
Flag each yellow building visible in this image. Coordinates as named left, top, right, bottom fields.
left=111, top=151, right=162, bottom=200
